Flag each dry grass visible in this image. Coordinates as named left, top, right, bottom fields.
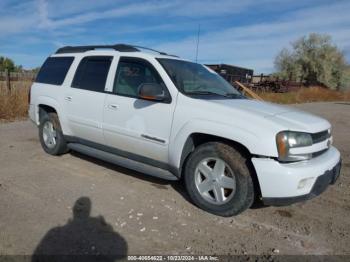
left=0, top=81, right=31, bottom=122
left=257, top=86, right=350, bottom=104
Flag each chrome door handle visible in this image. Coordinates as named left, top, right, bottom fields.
left=108, top=104, right=119, bottom=110
left=65, top=96, right=72, bottom=102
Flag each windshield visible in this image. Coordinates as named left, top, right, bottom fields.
left=157, top=58, right=242, bottom=98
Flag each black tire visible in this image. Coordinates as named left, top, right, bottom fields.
left=39, top=111, right=69, bottom=155
left=184, top=142, right=254, bottom=216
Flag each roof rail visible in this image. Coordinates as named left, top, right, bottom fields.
left=55, top=44, right=139, bottom=54
left=55, top=43, right=178, bottom=57
left=132, top=45, right=178, bottom=57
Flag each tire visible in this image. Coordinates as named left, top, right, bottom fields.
left=39, top=111, right=69, bottom=155
left=184, top=142, right=254, bottom=216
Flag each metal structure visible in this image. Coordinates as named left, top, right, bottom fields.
left=206, top=64, right=254, bottom=84
left=250, top=74, right=303, bottom=93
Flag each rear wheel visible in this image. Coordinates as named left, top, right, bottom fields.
left=184, top=142, right=254, bottom=216
left=39, top=111, right=68, bottom=155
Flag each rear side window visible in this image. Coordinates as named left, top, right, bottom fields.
left=72, top=56, right=112, bottom=92
left=35, top=57, right=74, bottom=85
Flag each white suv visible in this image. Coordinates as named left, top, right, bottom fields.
left=29, top=44, right=341, bottom=216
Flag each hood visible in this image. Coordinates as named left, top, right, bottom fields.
left=209, top=99, right=295, bottom=117
left=207, top=99, right=330, bottom=133
left=267, top=111, right=330, bottom=133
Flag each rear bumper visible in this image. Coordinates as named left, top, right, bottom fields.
left=28, top=104, right=38, bottom=125
left=252, top=146, right=341, bottom=204
left=262, top=159, right=341, bottom=206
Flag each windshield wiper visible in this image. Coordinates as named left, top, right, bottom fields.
left=224, top=93, right=246, bottom=99
left=186, top=91, right=245, bottom=99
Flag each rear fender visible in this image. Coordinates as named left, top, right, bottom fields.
left=36, top=96, right=70, bottom=135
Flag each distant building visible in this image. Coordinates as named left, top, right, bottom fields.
left=205, top=64, right=254, bottom=84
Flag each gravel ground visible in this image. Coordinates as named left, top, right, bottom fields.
left=0, top=102, right=349, bottom=257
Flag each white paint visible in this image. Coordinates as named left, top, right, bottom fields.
left=29, top=48, right=341, bottom=200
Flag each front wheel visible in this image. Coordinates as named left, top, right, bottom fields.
left=39, top=112, right=68, bottom=155
left=184, top=142, right=254, bottom=216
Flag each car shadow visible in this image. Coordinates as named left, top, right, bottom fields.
left=31, top=197, right=128, bottom=262
left=69, top=151, right=192, bottom=203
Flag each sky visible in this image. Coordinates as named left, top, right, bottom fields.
left=1, top=0, right=350, bottom=74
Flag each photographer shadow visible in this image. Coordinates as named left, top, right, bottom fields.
left=32, top=197, right=127, bottom=262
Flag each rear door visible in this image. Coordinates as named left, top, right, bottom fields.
left=64, top=56, right=112, bottom=144
left=103, top=57, right=176, bottom=163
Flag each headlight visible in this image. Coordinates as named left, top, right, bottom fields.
left=276, top=131, right=313, bottom=162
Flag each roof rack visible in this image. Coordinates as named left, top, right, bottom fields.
left=55, top=44, right=139, bottom=54
left=55, top=43, right=178, bottom=57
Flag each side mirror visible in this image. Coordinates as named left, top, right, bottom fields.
left=138, top=83, right=166, bottom=102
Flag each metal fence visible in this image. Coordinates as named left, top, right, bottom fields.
left=249, top=74, right=303, bottom=93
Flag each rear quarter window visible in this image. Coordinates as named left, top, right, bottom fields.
left=35, top=57, right=74, bottom=85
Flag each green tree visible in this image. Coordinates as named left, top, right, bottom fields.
left=274, top=33, right=349, bottom=90
left=0, top=56, right=25, bottom=72
left=340, top=66, right=350, bottom=90
left=0, top=56, right=16, bottom=72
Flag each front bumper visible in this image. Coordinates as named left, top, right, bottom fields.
left=252, top=146, right=341, bottom=205
left=263, top=159, right=341, bottom=206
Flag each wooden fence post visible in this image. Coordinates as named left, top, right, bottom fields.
left=5, top=68, right=11, bottom=92
left=234, top=81, right=263, bottom=101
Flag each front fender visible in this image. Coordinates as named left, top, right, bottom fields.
left=169, top=119, right=262, bottom=169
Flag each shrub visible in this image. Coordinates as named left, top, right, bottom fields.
left=275, top=33, right=349, bottom=90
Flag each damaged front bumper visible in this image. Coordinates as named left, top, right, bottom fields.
left=252, top=146, right=341, bottom=206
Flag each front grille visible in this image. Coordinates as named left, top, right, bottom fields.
left=312, top=149, right=328, bottom=158
left=311, top=130, right=330, bottom=144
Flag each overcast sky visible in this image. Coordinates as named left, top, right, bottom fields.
left=1, top=0, right=349, bottom=73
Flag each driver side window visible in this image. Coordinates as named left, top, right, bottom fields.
left=114, top=57, right=164, bottom=98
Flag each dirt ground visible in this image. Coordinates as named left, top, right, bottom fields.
left=0, top=102, right=349, bottom=257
